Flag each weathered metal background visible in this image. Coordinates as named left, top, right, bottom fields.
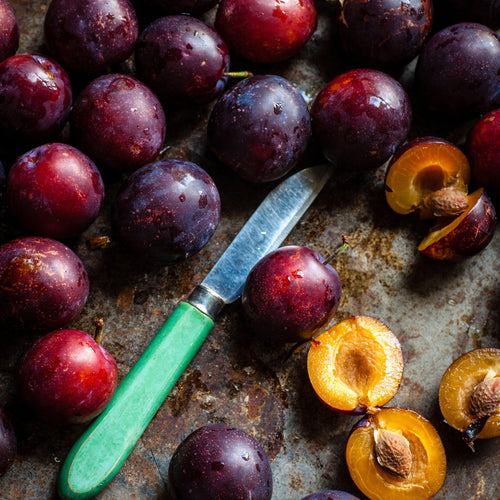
left=0, top=1, right=498, bottom=499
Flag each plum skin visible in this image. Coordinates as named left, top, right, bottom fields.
left=168, top=424, right=273, bottom=500
left=70, top=73, right=166, bottom=172
left=152, top=0, right=219, bottom=16
left=112, top=159, right=221, bottom=264
left=338, top=0, right=433, bottom=68
left=135, top=15, right=230, bottom=105
left=416, top=23, right=500, bottom=117
left=7, top=143, right=105, bottom=239
left=16, top=329, right=118, bottom=425
left=0, top=236, right=89, bottom=332
left=0, top=53, right=72, bottom=145
left=44, top=0, right=139, bottom=75
left=242, top=246, right=341, bottom=343
left=467, top=109, right=500, bottom=196
left=215, top=0, right=317, bottom=64
left=311, top=68, right=412, bottom=170
left=0, top=407, right=16, bottom=477
left=207, top=75, right=311, bottom=183
left=0, top=0, right=19, bottom=63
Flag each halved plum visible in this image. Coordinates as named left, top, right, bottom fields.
left=307, top=316, right=404, bottom=414
left=384, top=137, right=471, bottom=219
left=439, top=347, right=500, bottom=448
left=417, top=188, right=497, bottom=260
left=345, top=408, right=446, bottom=500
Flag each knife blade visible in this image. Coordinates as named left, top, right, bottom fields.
left=58, top=163, right=332, bottom=500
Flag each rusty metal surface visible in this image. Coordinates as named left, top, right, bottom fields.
left=0, top=1, right=499, bottom=499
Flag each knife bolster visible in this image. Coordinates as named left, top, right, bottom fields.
left=187, top=284, right=226, bottom=319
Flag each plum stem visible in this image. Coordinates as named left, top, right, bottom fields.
left=94, top=318, right=105, bottom=345
left=86, top=236, right=113, bottom=250
left=324, top=234, right=350, bottom=265
left=223, top=71, right=254, bottom=79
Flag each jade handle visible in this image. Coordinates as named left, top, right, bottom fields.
left=58, top=302, right=214, bottom=500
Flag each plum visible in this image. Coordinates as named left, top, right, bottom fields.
left=467, top=109, right=500, bottom=196
left=44, top=0, right=139, bottom=75
left=301, top=491, right=361, bottom=500
left=7, top=143, right=105, bottom=239
left=135, top=15, right=230, bottom=105
left=0, top=0, right=19, bottom=62
left=215, top=0, right=317, bottom=63
left=0, top=407, right=16, bottom=476
left=415, top=23, right=500, bottom=117
left=168, top=424, right=272, bottom=500
left=17, top=328, right=118, bottom=425
left=337, top=0, right=433, bottom=68
left=207, top=75, right=311, bottom=183
left=112, top=159, right=221, bottom=264
left=242, top=246, right=342, bottom=343
left=0, top=236, right=89, bottom=332
left=311, top=68, right=412, bottom=171
left=0, top=53, right=72, bottom=146
left=70, top=74, right=166, bottom=172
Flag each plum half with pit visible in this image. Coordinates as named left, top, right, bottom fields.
left=415, top=22, right=500, bottom=117
left=71, top=73, right=166, bottom=172
left=307, top=316, right=404, bottom=414
left=311, top=68, right=412, bottom=171
left=215, top=0, right=317, bottom=64
left=345, top=408, right=447, bottom=500
left=7, top=143, right=105, bottom=239
left=112, top=159, right=220, bottom=264
left=467, top=109, right=500, bottom=196
left=168, top=424, right=273, bottom=500
left=207, top=75, right=311, bottom=183
left=0, top=407, right=16, bottom=477
left=0, top=53, right=72, bottom=146
left=44, top=0, right=139, bottom=75
left=439, top=347, right=500, bottom=449
left=17, top=327, right=118, bottom=425
left=0, top=236, right=89, bottom=332
left=242, top=246, right=342, bottom=344
left=0, top=0, right=19, bottom=63
left=337, top=0, right=433, bottom=69
left=135, top=15, right=230, bottom=106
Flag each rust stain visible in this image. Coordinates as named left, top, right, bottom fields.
left=117, top=287, right=135, bottom=310
left=246, top=386, right=269, bottom=419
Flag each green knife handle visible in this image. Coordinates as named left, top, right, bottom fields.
left=58, top=301, right=214, bottom=500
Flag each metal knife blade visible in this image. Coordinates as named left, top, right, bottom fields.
left=58, top=163, right=332, bottom=500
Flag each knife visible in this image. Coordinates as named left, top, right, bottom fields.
left=58, top=163, right=332, bottom=500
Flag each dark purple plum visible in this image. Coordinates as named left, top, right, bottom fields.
left=415, top=23, right=500, bottom=117
left=215, top=0, right=317, bottom=64
left=152, top=0, right=219, bottom=16
left=0, top=236, right=89, bottom=332
left=168, top=424, right=273, bottom=500
left=7, top=143, right=105, bottom=239
left=0, top=53, right=72, bottom=145
left=44, top=0, right=139, bottom=75
left=301, top=491, right=361, bottom=500
left=434, top=0, right=500, bottom=29
left=112, top=159, right=221, bottom=264
left=207, top=74, right=311, bottom=183
left=311, top=68, right=412, bottom=171
left=0, top=407, right=16, bottom=477
left=0, top=0, right=19, bottom=62
left=338, top=0, right=433, bottom=68
left=17, top=328, right=118, bottom=425
left=135, top=15, right=230, bottom=105
left=242, top=246, right=342, bottom=343
left=71, top=74, right=166, bottom=171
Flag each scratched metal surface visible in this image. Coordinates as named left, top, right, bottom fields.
left=0, top=1, right=499, bottom=499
